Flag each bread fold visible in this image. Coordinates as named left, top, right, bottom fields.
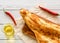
left=20, top=8, right=60, bottom=43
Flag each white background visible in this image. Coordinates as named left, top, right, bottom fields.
left=0, top=0, right=60, bottom=43
left=0, top=0, right=60, bottom=23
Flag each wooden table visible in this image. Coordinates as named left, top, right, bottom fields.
left=0, top=0, right=60, bottom=43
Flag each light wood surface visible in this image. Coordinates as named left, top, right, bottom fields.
left=0, top=0, right=60, bottom=43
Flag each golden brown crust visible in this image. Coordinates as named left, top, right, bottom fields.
left=22, top=24, right=35, bottom=39
left=20, top=8, right=60, bottom=43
